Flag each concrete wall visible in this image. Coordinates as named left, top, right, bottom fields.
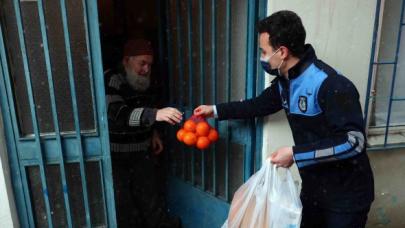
left=262, top=0, right=405, bottom=227
left=367, top=149, right=405, bottom=227
left=0, top=110, right=18, bottom=227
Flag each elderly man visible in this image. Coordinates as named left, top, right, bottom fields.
left=105, top=39, right=182, bottom=227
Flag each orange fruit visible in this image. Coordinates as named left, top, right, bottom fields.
left=183, top=132, right=197, bottom=146
left=195, top=121, right=210, bottom=137
left=176, top=129, right=186, bottom=141
left=196, top=136, right=210, bottom=150
left=208, top=129, right=219, bottom=142
left=183, top=120, right=197, bottom=132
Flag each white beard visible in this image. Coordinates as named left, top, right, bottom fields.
left=125, top=67, right=151, bottom=92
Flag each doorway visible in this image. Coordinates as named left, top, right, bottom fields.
left=0, top=0, right=116, bottom=226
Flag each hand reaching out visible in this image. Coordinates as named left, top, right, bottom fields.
left=193, top=105, right=214, bottom=118
left=156, top=107, right=183, bottom=125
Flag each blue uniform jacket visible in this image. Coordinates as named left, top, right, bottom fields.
left=216, top=44, right=374, bottom=212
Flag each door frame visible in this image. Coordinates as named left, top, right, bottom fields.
left=0, top=0, right=116, bottom=226
left=158, top=0, right=268, bottom=227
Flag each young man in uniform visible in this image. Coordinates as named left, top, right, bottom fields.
left=194, top=10, right=374, bottom=228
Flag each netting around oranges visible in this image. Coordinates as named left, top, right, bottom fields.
left=176, top=115, right=219, bottom=150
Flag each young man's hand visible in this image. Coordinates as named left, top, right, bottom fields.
left=270, top=146, right=294, bottom=168
left=156, top=107, right=183, bottom=125
left=193, top=105, right=214, bottom=118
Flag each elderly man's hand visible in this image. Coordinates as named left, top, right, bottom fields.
left=269, top=146, right=294, bottom=168
left=193, top=105, right=214, bottom=118
left=152, top=130, right=163, bottom=155
left=156, top=107, right=183, bottom=125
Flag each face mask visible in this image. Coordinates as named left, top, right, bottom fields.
left=125, top=66, right=151, bottom=92
left=260, top=48, right=284, bottom=76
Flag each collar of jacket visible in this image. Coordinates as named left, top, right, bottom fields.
left=285, top=44, right=317, bottom=80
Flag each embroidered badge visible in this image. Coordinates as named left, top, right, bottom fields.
left=298, top=96, right=307, bottom=113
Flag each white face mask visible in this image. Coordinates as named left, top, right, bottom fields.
left=125, top=66, right=151, bottom=92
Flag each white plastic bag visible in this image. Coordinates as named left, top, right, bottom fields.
left=222, top=159, right=302, bottom=228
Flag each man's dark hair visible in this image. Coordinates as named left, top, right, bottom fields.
left=258, top=10, right=306, bottom=57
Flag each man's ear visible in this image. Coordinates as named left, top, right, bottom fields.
left=280, top=46, right=290, bottom=59
left=122, top=56, right=130, bottom=66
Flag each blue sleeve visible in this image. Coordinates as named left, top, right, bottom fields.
left=292, top=75, right=366, bottom=168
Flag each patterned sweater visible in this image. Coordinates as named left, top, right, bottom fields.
left=104, top=69, right=159, bottom=153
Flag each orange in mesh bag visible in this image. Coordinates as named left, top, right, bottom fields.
left=222, top=159, right=302, bottom=228
left=176, top=115, right=219, bottom=150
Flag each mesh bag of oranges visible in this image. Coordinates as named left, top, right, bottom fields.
left=176, top=115, right=219, bottom=150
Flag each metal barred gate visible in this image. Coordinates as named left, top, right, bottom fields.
left=0, top=0, right=116, bottom=227
left=365, top=0, right=405, bottom=149
left=161, top=0, right=267, bottom=227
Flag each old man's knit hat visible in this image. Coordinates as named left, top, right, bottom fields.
left=123, top=39, right=153, bottom=57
